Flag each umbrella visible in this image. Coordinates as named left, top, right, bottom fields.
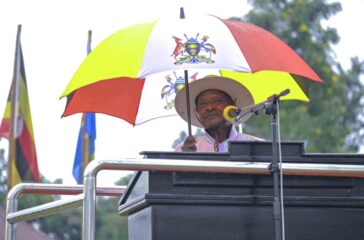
left=61, top=14, right=323, bottom=128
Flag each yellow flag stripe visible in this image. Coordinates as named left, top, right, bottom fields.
left=18, top=73, right=35, bottom=139
left=2, top=101, right=11, bottom=119
left=11, top=155, right=22, bottom=187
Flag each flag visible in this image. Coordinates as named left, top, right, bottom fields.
left=72, top=113, right=96, bottom=184
left=0, top=25, right=40, bottom=188
left=72, top=30, right=96, bottom=184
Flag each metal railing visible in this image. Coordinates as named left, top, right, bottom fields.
left=5, top=183, right=125, bottom=240
left=6, top=157, right=364, bottom=240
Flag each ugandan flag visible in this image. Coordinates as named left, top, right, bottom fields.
left=0, top=34, right=40, bottom=188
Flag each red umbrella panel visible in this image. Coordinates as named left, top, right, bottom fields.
left=63, top=70, right=204, bottom=125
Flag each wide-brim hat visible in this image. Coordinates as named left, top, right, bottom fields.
left=174, top=76, right=254, bottom=128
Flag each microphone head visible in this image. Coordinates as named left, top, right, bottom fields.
left=223, top=105, right=237, bottom=122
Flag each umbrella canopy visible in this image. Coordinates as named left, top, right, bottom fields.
left=61, top=14, right=323, bottom=125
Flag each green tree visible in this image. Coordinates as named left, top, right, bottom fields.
left=0, top=176, right=82, bottom=239
left=37, top=176, right=131, bottom=240
left=38, top=208, right=82, bottom=240
left=93, top=175, right=132, bottom=239
left=96, top=196, right=128, bottom=240
left=1, top=174, right=131, bottom=239
left=238, top=0, right=364, bottom=153
left=115, top=173, right=135, bottom=185
left=0, top=147, right=7, bottom=203
left=16, top=178, right=83, bottom=240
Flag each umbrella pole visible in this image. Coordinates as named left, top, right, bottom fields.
left=179, top=8, right=192, bottom=136
left=184, top=70, right=192, bottom=136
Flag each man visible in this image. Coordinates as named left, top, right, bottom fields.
left=174, top=76, right=263, bottom=152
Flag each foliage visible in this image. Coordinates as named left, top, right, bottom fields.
left=0, top=170, right=131, bottom=240
left=0, top=148, right=6, bottom=194
left=38, top=208, right=82, bottom=240
left=96, top=196, right=128, bottom=240
left=115, top=173, right=135, bottom=185
left=239, top=0, right=364, bottom=153
left=36, top=177, right=130, bottom=239
left=36, top=195, right=128, bottom=240
left=13, top=178, right=83, bottom=240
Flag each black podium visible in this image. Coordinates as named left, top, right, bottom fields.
left=118, top=141, right=364, bottom=240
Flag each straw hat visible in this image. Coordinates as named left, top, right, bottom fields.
left=174, top=76, right=254, bottom=128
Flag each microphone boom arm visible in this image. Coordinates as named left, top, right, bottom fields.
left=224, top=88, right=291, bottom=124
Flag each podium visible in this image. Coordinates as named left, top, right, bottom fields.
left=118, top=141, right=364, bottom=240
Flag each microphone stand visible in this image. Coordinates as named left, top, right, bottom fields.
left=238, top=89, right=289, bottom=240
left=265, top=97, right=282, bottom=240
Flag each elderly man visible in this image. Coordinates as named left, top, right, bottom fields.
left=174, top=76, right=263, bottom=152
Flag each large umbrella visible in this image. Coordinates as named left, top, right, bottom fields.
left=61, top=14, right=323, bottom=128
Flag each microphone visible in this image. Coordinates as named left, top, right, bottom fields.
left=223, top=105, right=252, bottom=124
left=223, top=105, right=241, bottom=122
left=223, top=88, right=291, bottom=124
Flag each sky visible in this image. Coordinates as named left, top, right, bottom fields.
left=0, top=0, right=363, bottom=186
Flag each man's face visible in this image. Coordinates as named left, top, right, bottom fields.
left=195, top=89, right=233, bottom=130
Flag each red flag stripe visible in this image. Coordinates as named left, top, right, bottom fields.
left=17, top=121, right=39, bottom=181
left=0, top=118, right=10, bottom=139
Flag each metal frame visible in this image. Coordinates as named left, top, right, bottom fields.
left=82, top=158, right=364, bottom=240
left=6, top=157, right=364, bottom=240
left=5, top=183, right=125, bottom=240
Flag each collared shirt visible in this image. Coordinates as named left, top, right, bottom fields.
left=175, top=127, right=264, bottom=153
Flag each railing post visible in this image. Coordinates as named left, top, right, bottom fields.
left=5, top=194, right=17, bottom=240
left=83, top=174, right=97, bottom=240
left=5, top=184, right=25, bottom=240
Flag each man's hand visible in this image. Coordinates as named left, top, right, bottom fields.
left=181, top=135, right=197, bottom=152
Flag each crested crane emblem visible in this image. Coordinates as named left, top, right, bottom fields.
left=161, top=71, right=198, bottom=109
left=171, top=33, right=216, bottom=65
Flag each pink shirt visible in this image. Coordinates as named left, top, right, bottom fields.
left=175, top=127, right=263, bottom=153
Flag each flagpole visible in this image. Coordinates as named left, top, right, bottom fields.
left=82, top=30, right=92, bottom=174
left=7, top=25, right=22, bottom=191
left=80, top=30, right=93, bottom=240
left=82, top=115, right=89, bottom=174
